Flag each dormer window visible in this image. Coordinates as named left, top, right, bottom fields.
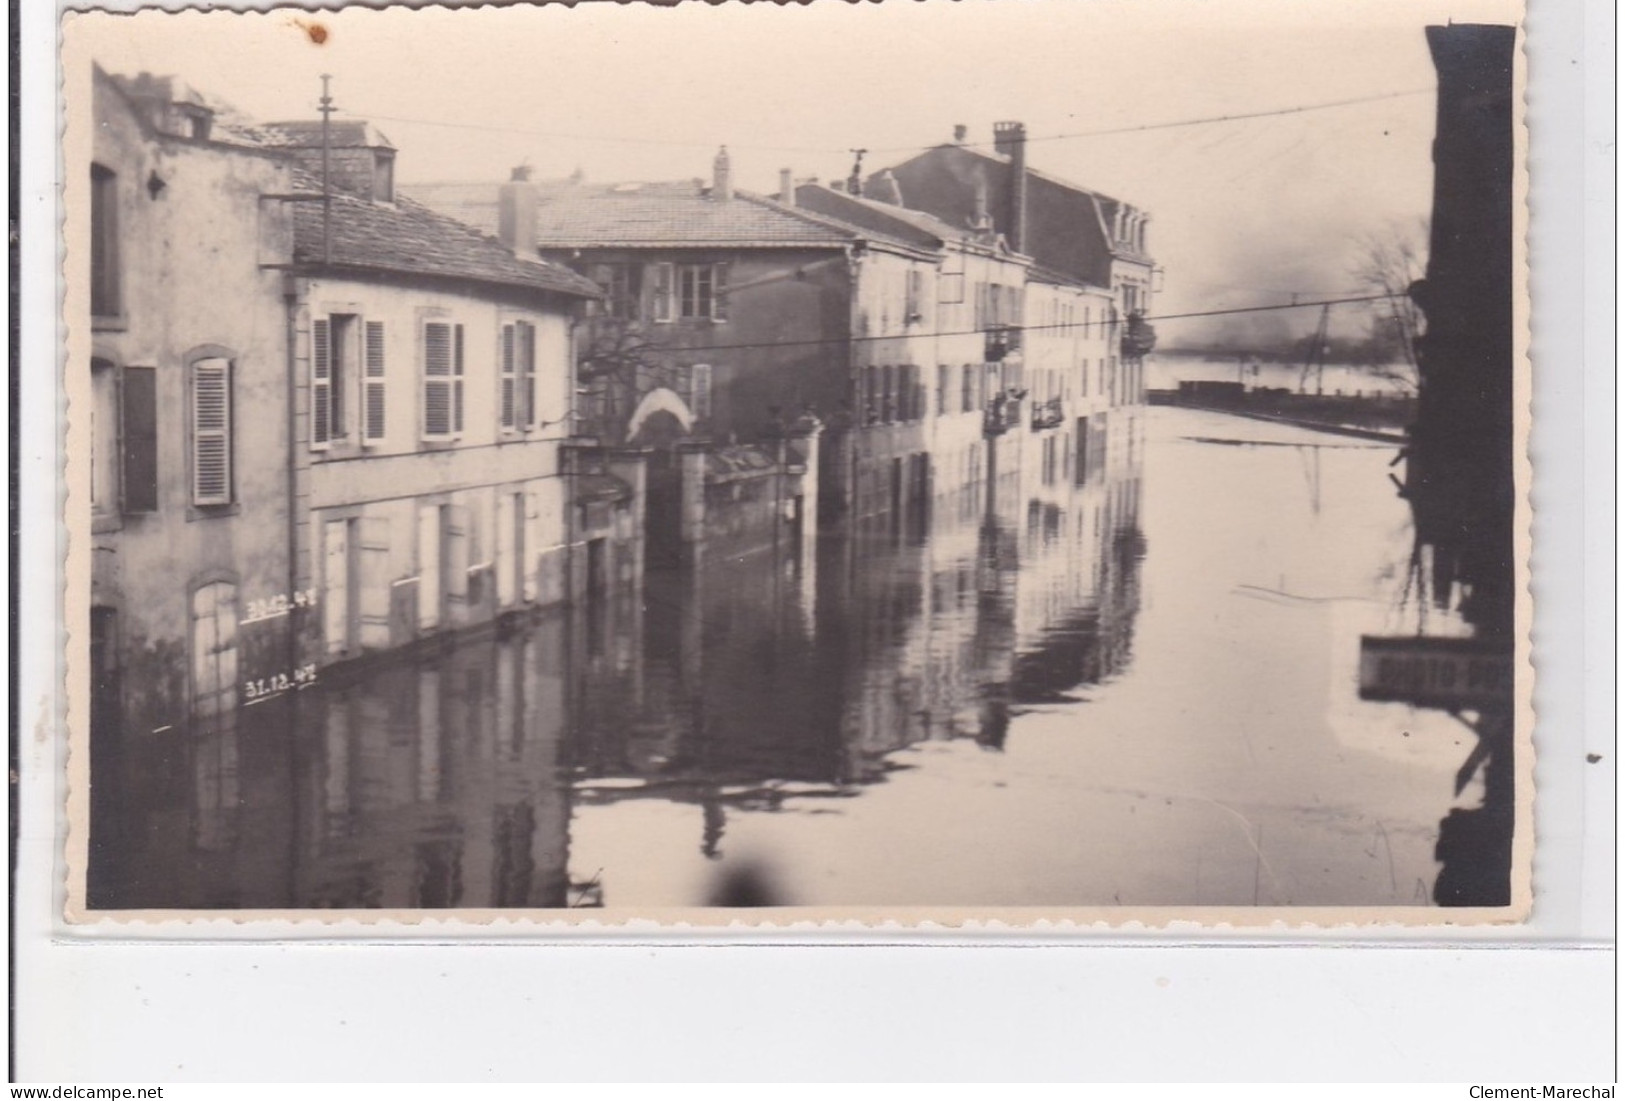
left=90, top=163, right=120, bottom=322
left=373, top=151, right=395, bottom=203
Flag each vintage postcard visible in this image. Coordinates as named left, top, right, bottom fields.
left=57, top=0, right=1532, bottom=928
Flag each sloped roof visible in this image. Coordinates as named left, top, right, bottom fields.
left=254, top=118, right=396, bottom=150
left=408, top=178, right=934, bottom=256
left=291, top=190, right=601, bottom=299
left=793, top=182, right=1022, bottom=258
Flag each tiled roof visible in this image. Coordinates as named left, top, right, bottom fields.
left=291, top=190, right=601, bottom=299
left=793, top=182, right=1006, bottom=253
left=254, top=118, right=396, bottom=150
left=409, top=179, right=932, bottom=254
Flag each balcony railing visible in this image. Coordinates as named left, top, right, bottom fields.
left=983, top=387, right=1026, bottom=437
left=1030, top=396, right=1065, bottom=431
left=984, top=324, right=1023, bottom=362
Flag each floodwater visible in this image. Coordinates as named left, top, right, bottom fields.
left=1148, top=350, right=1416, bottom=398
left=87, top=406, right=1478, bottom=911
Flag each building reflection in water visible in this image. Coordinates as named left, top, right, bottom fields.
left=88, top=409, right=1146, bottom=910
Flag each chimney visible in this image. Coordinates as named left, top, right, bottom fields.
left=992, top=121, right=1028, bottom=254
left=779, top=167, right=795, bottom=206
left=972, top=175, right=991, bottom=233
left=498, top=164, right=538, bottom=256
left=953, top=123, right=968, bottom=145
left=713, top=146, right=732, bottom=201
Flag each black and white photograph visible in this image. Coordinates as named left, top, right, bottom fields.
left=62, top=0, right=1529, bottom=922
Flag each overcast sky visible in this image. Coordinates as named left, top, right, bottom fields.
left=67, top=0, right=1521, bottom=344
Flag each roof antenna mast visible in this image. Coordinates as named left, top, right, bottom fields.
left=319, top=73, right=334, bottom=265
left=847, top=148, right=867, bottom=196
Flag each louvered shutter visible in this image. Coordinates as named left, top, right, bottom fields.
left=691, top=363, right=712, bottom=420
left=517, top=321, right=536, bottom=429
left=500, top=324, right=516, bottom=430
left=363, top=321, right=386, bottom=443
left=712, top=263, right=730, bottom=322
left=311, top=318, right=332, bottom=448
left=453, top=324, right=466, bottom=435
left=653, top=263, right=674, bottom=322
left=521, top=489, right=541, bottom=603
left=422, top=322, right=453, bottom=438
left=192, top=358, right=231, bottom=506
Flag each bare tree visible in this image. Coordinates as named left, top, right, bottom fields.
left=1350, top=216, right=1428, bottom=391
left=574, top=318, right=687, bottom=439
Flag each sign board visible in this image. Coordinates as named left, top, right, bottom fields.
left=1358, top=635, right=1513, bottom=710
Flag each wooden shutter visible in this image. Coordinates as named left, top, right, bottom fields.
left=453, top=324, right=466, bottom=435
left=192, top=357, right=231, bottom=506
left=712, top=263, right=730, bottom=322
left=192, top=581, right=238, bottom=719
left=311, top=318, right=332, bottom=448
left=422, top=322, right=452, bottom=438
left=652, top=263, right=674, bottom=322
left=518, top=321, right=536, bottom=429
left=690, top=363, right=712, bottom=420
left=494, top=494, right=516, bottom=608
left=323, top=518, right=351, bottom=655
left=120, top=366, right=158, bottom=512
left=358, top=515, right=391, bottom=650
left=363, top=321, right=386, bottom=443
left=500, top=324, right=516, bottom=430
left=417, top=504, right=442, bottom=630
left=522, top=490, right=541, bottom=603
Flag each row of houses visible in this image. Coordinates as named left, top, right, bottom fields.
left=82, top=66, right=1155, bottom=743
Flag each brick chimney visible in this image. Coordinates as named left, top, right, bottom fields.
left=779, top=167, right=795, bottom=206
left=498, top=164, right=537, bottom=255
left=953, top=123, right=968, bottom=145
left=713, top=146, right=733, bottom=201
left=993, top=121, right=1028, bottom=254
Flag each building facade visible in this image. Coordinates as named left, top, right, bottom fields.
left=86, top=68, right=298, bottom=742
left=256, top=124, right=606, bottom=672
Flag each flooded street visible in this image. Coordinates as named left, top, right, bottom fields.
left=89, top=406, right=1473, bottom=911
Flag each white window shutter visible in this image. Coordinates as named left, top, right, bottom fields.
left=500, top=324, right=516, bottom=430
left=363, top=321, right=386, bottom=444
left=453, top=324, right=466, bottom=436
left=192, top=357, right=231, bottom=506
left=422, top=322, right=453, bottom=438
left=653, top=263, right=674, bottom=322
left=518, top=321, right=536, bottom=429
left=358, top=515, right=391, bottom=649
left=311, top=318, right=332, bottom=449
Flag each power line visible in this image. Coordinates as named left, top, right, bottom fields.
left=349, top=87, right=1433, bottom=162
left=597, top=292, right=1400, bottom=358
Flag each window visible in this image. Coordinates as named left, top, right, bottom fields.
left=363, top=321, right=386, bottom=443
left=191, top=580, right=239, bottom=720
left=680, top=265, right=711, bottom=319
left=311, top=315, right=359, bottom=448
left=374, top=152, right=395, bottom=203
left=592, top=264, right=644, bottom=321
left=423, top=321, right=465, bottom=439
left=961, top=364, right=975, bottom=413
left=500, top=320, right=536, bottom=431
left=936, top=365, right=950, bottom=416
left=905, top=270, right=925, bottom=323
left=880, top=364, right=895, bottom=423
left=191, top=357, right=232, bottom=507
left=90, top=165, right=120, bottom=320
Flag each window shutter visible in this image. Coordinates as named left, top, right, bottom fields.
left=120, top=366, right=158, bottom=512
left=500, top=324, right=516, bottom=430
left=192, top=358, right=231, bottom=506
left=358, top=515, right=391, bottom=650
left=690, top=363, right=712, bottom=420
left=518, top=322, right=536, bottom=429
left=653, top=263, right=674, bottom=322
left=422, top=322, right=453, bottom=438
left=311, top=318, right=332, bottom=449
left=453, top=324, right=466, bottom=435
left=363, top=321, right=386, bottom=443
left=712, top=263, right=730, bottom=322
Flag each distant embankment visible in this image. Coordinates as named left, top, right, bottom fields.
left=1148, top=381, right=1412, bottom=443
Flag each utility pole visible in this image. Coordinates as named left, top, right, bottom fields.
left=319, top=74, right=334, bottom=265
